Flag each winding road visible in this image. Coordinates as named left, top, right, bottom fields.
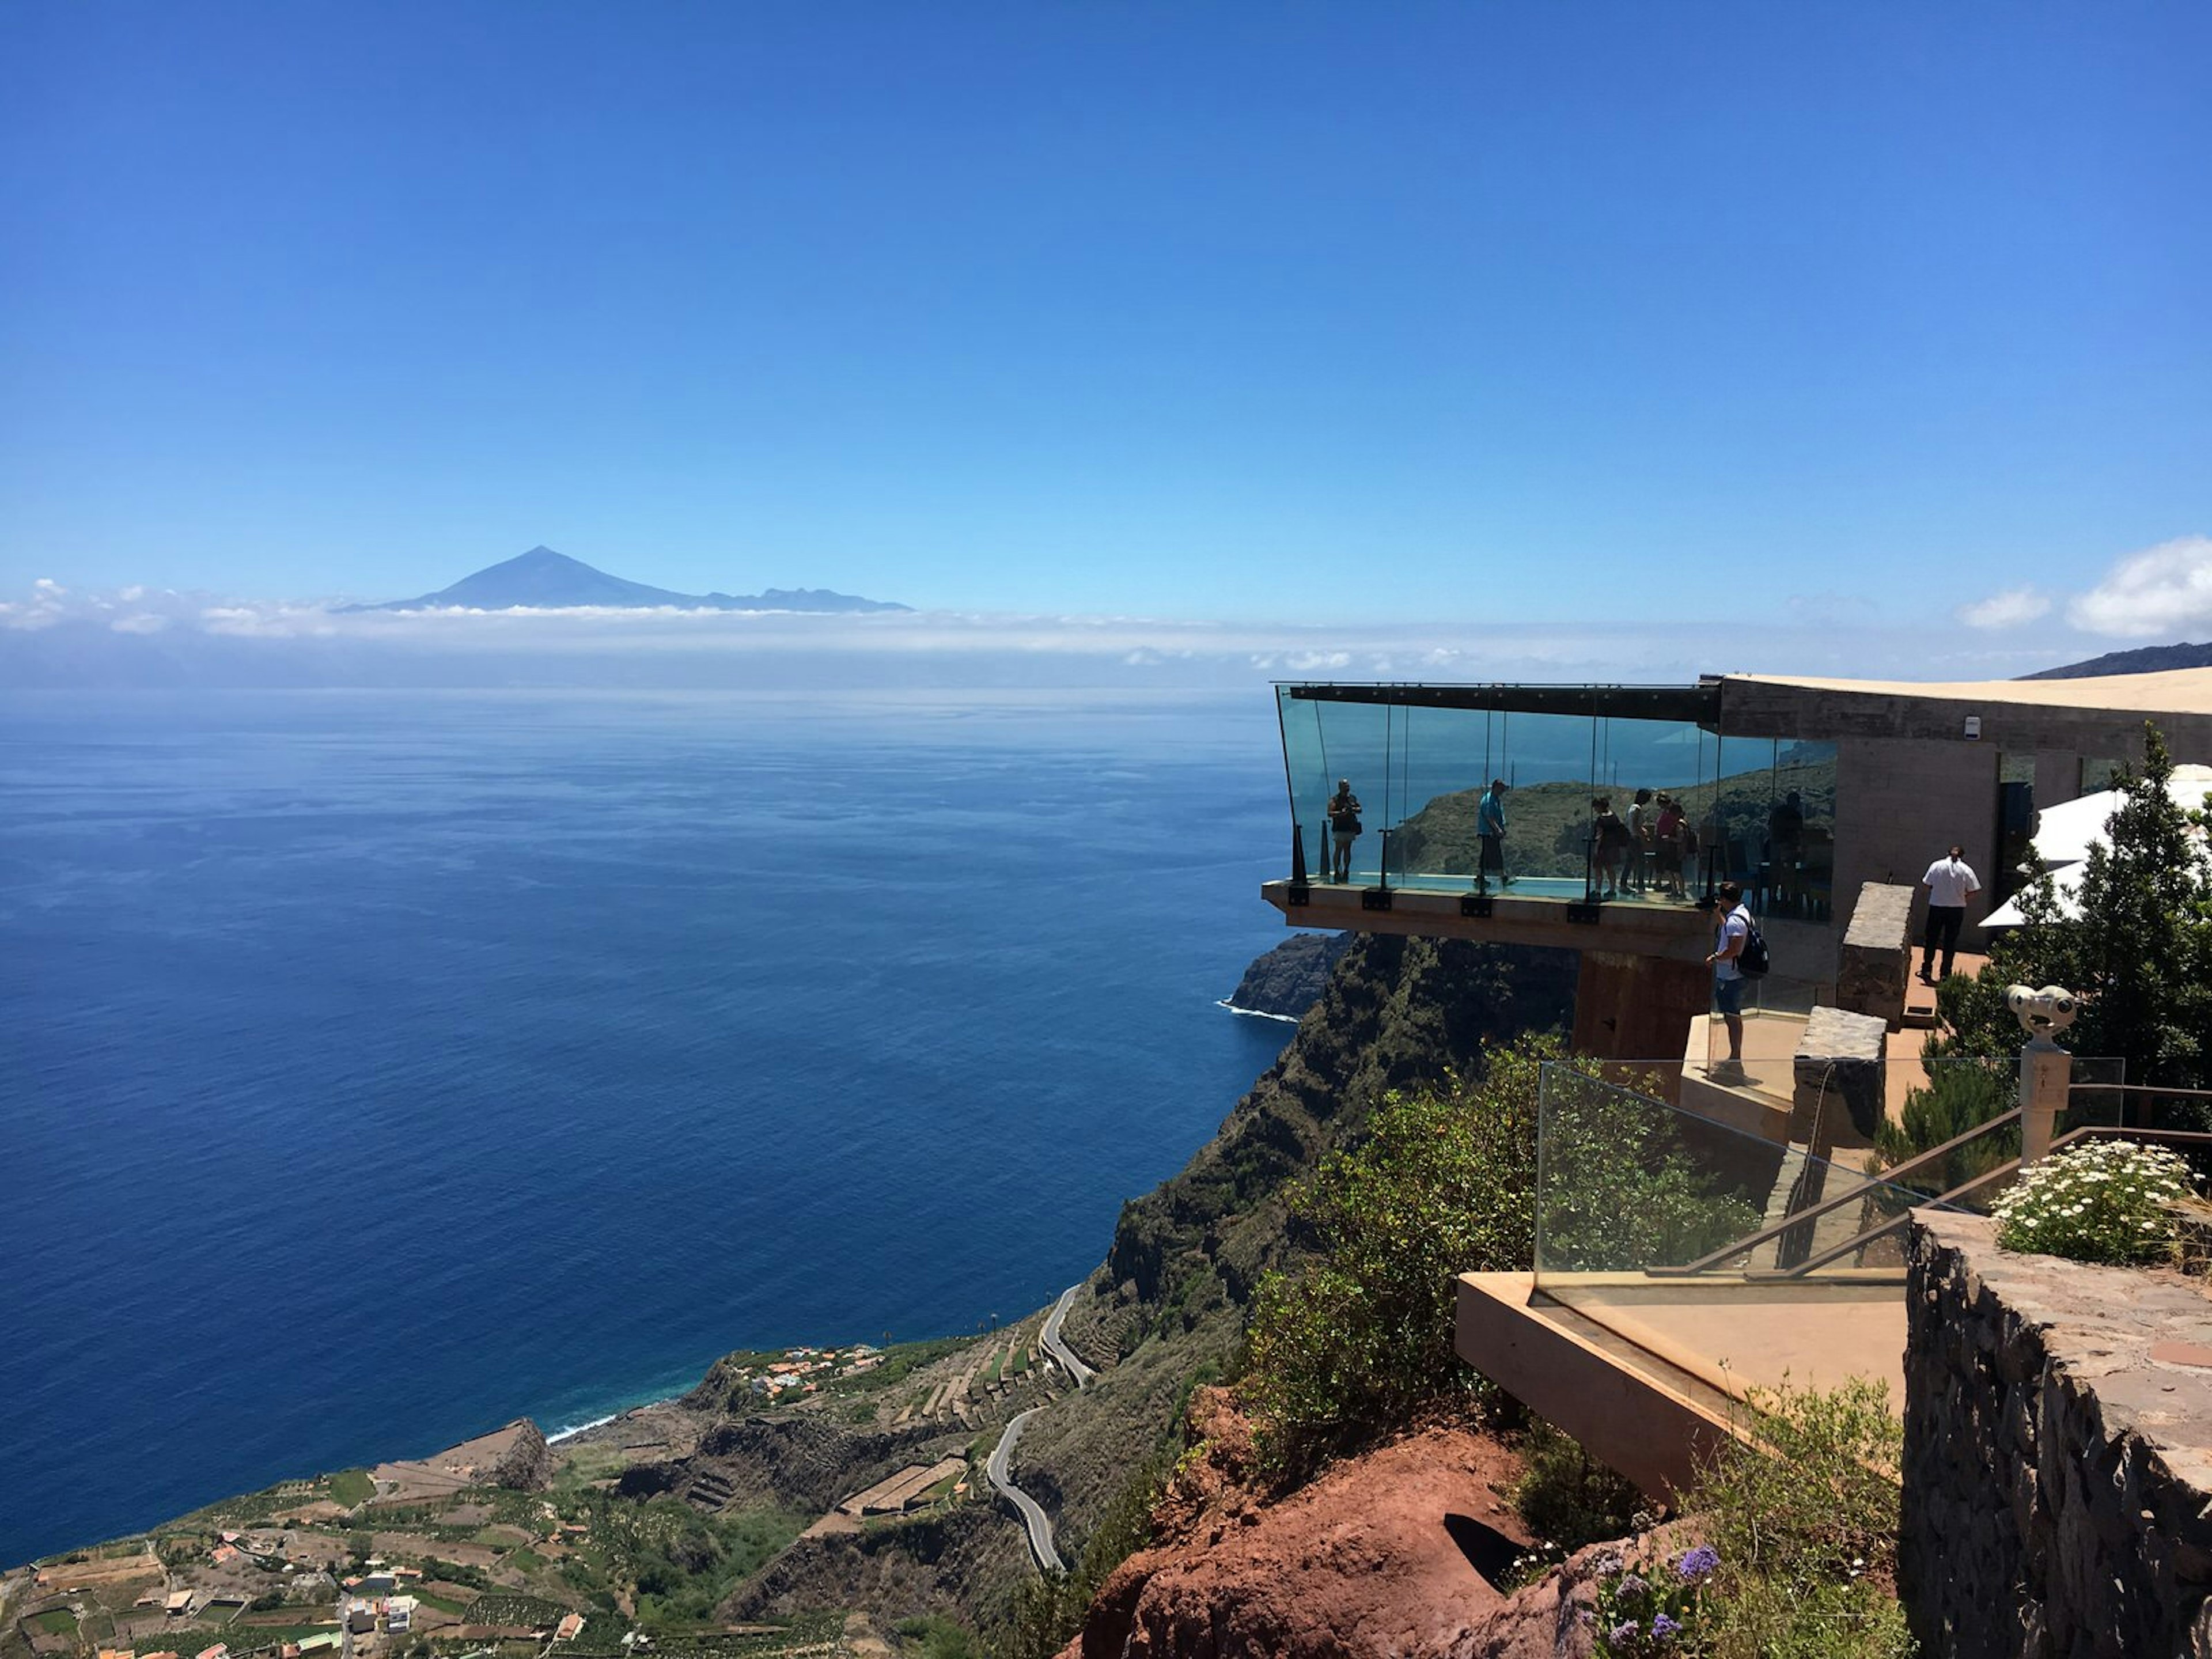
left=986, top=1406, right=1065, bottom=1573
left=1039, top=1283, right=1096, bottom=1388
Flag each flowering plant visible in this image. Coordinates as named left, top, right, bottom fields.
left=1587, top=1544, right=1716, bottom=1656
left=1992, top=1139, right=2196, bottom=1266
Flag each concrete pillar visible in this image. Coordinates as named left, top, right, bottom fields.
left=2020, top=1039, right=2073, bottom=1164
left=1571, top=951, right=1711, bottom=1081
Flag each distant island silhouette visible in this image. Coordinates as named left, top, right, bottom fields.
left=345, top=545, right=911, bottom=614
left=2025, top=640, right=2212, bottom=679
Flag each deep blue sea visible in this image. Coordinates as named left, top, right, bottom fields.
left=0, top=690, right=1297, bottom=1566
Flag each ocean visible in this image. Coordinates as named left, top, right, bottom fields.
left=0, top=688, right=1298, bottom=1566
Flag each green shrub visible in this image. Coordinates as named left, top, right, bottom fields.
left=1933, top=724, right=2212, bottom=1096
left=896, top=1613, right=976, bottom=1658
left=1510, top=1422, right=1643, bottom=1553
left=1665, top=1377, right=1913, bottom=1659
left=1993, top=1139, right=2195, bottom=1264
left=1589, top=1543, right=1717, bottom=1657
left=1872, top=1062, right=2017, bottom=1198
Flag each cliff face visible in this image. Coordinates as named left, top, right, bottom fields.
left=999, top=934, right=1577, bottom=1618
left=1222, top=933, right=1354, bottom=1017
left=1101, top=932, right=1575, bottom=1313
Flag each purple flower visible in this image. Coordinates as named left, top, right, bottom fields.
left=1674, top=1544, right=1719, bottom=1583
left=1609, top=1621, right=1640, bottom=1645
left=1652, top=1612, right=1683, bottom=1641
left=1617, top=1573, right=1650, bottom=1603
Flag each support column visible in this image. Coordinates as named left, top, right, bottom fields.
left=1571, top=951, right=1713, bottom=1082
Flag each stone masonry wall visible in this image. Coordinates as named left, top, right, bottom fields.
left=1903, top=1212, right=2212, bottom=1659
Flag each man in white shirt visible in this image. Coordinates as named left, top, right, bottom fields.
left=1705, top=879, right=1751, bottom=1075
left=1920, top=845, right=1982, bottom=983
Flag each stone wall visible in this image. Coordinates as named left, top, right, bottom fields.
left=1836, top=880, right=1915, bottom=1024
left=1902, top=1212, right=2212, bottom=1658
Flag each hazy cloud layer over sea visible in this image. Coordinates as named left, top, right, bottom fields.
left=9, top=531, right=2200, bottom=691
left=0, top=577, right=2104, bottom=692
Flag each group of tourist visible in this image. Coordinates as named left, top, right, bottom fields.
left=1587, top=785, right=1702, bottom=899
left=1323, top=775, right=1711, bottom=896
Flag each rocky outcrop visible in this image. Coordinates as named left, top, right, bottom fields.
left=1060, top=1391, right=1597, bottom=1659
left=1224, top=934, right=1355, bottom=1018
left=487, top=1419, right=553, bottom=1490
left=1903, top=1212, right=2212, bottom=1658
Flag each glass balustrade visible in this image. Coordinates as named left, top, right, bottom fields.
left=1275, top=682, right=1838, bottom=914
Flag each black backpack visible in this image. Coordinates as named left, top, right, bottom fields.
left=1738, top=917, right=1771, bottom=978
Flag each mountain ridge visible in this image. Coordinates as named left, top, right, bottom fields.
left=346, top=546, right=911, bottom=614
left=2022, top=640, right=2212, bottom=679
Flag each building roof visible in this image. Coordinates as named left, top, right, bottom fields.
left=1720, top=667, right=2212, bottom=717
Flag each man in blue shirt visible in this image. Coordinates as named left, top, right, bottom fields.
left=1477, top=779, right=1510, bottom=888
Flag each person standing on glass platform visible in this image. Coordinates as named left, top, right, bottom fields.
left=1919, top=845, right=1982, bottom=983
left=1327, top=778, right=1363, bottom=884
left=1477, top=778, right=1510, bottom=888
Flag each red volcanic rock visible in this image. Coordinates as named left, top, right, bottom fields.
left=1062, top=1404, right=1601, bottom=1659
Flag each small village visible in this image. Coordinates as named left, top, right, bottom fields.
left=1, top=1325, right=1068, bottom=1659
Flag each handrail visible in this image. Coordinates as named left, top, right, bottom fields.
left=1753, top=1125, right=2212, bottom=1279
left=1652, top=1123, right=2212, bottom=1283
left=2068, top=1082, right=2212, bottom=1101
left=1647, top=1107, right=2024, bottom=1278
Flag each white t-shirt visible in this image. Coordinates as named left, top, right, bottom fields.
left=1923, top=857, right=1982, bottom=909
left=1713, top=906, right=1749, bottom=982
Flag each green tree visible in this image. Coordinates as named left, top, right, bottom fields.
left=1934, top=724, right=2212, bottom=1099
left=1870, top=1060, right=2017, bottom=1198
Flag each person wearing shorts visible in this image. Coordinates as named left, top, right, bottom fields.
left=1706, top=880, right=1751, bottom=1073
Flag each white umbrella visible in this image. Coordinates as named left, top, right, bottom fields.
left=1981, top=764, right=2212, bottom=929
left=1981, top=863, right=2085, bottom=928
left=2023, top=765, right=2212, bottom=865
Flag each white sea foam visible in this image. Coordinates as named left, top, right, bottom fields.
left=547, top=1413, right=620, bottom=1444
left=1214, top=998, right=1300, bottom=1025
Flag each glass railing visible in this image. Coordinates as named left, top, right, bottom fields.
left=1275, top=682, right=1836, bottom=912
left=1524, top=1055, right=2140, bottom=1403
left=1700, top=972, right=1832, bottom=1079
left=1533, top=1063, right=1978, bottom=1288
left=1872, top=1055, right=2125, bottom=1207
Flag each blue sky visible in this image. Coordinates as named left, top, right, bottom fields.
left=4, top=2, right=2209, bottom=642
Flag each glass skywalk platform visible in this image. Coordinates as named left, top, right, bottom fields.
left=1272, top=679, right=1839, bottom=921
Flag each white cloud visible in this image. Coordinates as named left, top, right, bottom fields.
left=1957, top=588, right=2054, bottom=630
left=2067, top=535, right=2212, bottom=637
left=109, top=613, right=169, bottom=635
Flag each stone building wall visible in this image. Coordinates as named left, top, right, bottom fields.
left=1902, top=1212, right=2212, bottom=1658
